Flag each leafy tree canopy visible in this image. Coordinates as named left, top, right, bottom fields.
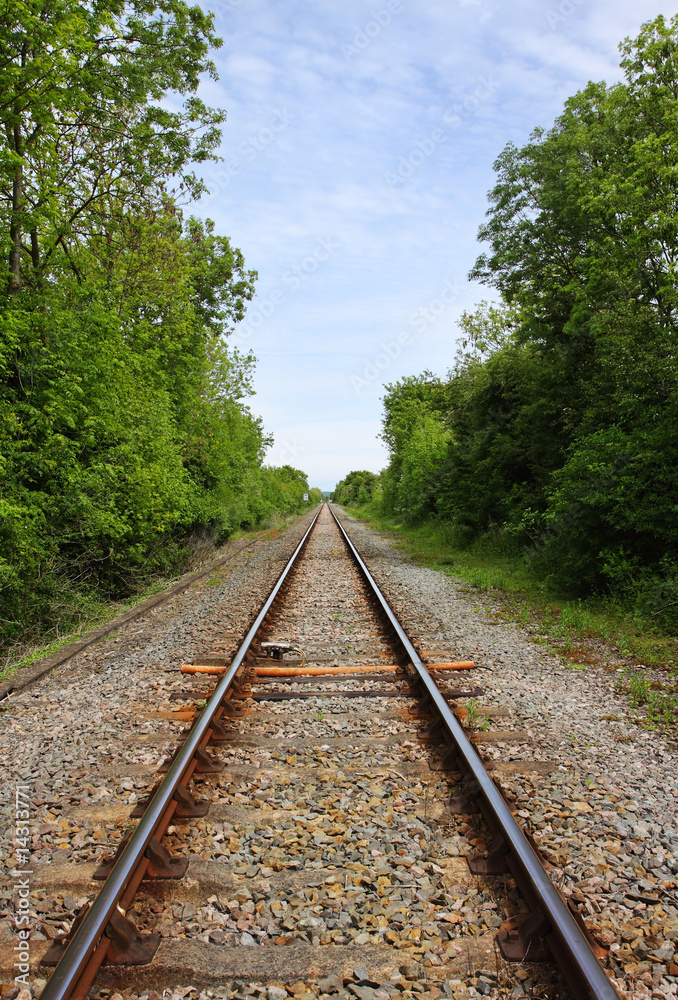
left=0, top=2, right=313, bottom=647
left=332, top=470, right=380, bottom=507
left=373, top=15, right=678, bottom=624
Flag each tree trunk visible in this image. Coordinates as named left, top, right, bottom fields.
left=8, top=124, right=22, bottom=296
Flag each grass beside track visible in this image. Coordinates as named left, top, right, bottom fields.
left=0, top=512, right=305, bottom=687
left=342, top=504, right=678, bottom=731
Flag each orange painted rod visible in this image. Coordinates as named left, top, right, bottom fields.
left=427, top=661, right=475, bottom=671
left=256, top=661, right=474, bottom=677
left=181, top=661, right=474, bottom=677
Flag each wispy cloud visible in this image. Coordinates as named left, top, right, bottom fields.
left=194, top=0, right=676, bottom=489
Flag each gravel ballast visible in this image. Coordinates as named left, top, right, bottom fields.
left=1, top=505, right=676, bottom=1000
left=334, top=508, right=678, bottom=998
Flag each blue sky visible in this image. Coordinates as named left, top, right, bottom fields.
left=192, top=0, right=678, bottom=492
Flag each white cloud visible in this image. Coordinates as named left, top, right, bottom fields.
left=191, top=0, right=678, bottom=490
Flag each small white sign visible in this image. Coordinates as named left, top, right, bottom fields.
left=303, top=493, right=309, bottom=501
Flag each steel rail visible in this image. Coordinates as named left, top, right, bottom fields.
left=329, top=506, right=619, bottom=1000
left=40, top=506, right=323, bottom=1000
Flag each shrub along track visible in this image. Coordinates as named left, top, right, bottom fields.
left=2, top=507, right=620, bottom=1000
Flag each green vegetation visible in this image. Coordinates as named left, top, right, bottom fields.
left=0, top=513, right=304, bottom=681
left=0, top=579, right=163, bottom=682
left=336, top=16, right=678, bottom=651
left=344, top=505, right=676, bottom=665
left=0, top=1, right=315, bottom=650
left=333, top=17, right=678, bottom=727
left=343, top=504, right=678, bottom=726
left=332, top=470, right=380, bottom=507
left=618, top=668, right=677, bottom=729
left=465, top=699, right=488, bottom=732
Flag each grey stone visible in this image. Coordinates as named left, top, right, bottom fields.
left=652, top=943, right=675, bottom=961
left=318, top=976, right=343, bottom=995
left=267, top=989, right=288, bottom=1000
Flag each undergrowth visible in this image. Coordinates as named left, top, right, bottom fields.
left=343, top=504, right=678, bottom=730
left=0, top=581, right=166, bottom=685
left=0, top=512, right=304, bottom=686
left=617, top=668, right=678, bottom=729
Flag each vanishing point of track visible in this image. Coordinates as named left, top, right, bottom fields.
left=37, top=505, right=618, bottom=1000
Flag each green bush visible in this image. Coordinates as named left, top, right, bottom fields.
left=371, top=17, right=678, bottom=628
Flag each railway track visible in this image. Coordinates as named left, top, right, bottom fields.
left=3, top=505, right=622, bottom=1000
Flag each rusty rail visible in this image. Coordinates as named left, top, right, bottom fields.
left=40, top=502, right=619, bottom=1000
left=40, top=507, right=322, bottom=1000
left=329, top=505, right=619, bottom=1000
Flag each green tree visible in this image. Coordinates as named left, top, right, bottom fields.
left=0, top=3, right=319, bottom=647
left=379, top=375, right=449, bottom=517
left=377, top=16, right=678, bottom=613
left=0, top=210, right=259, bottom=623
left=467, top=14, right=678, bottom=595
left=1, top=0, right=224, bottom=295
left=333, top=470, right=379, bottom=506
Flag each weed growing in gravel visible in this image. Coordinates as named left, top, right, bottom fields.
left=627, top=668, right=650, bottom=706
left=616, top=632, right=631, bottom=656
left=646, top=690, right=677, bottom=728
left=517, top=604, right=531, bottom=627
left=617, top=668, right=677, bottom=729
left=466, top=699, right=489, bottom=731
